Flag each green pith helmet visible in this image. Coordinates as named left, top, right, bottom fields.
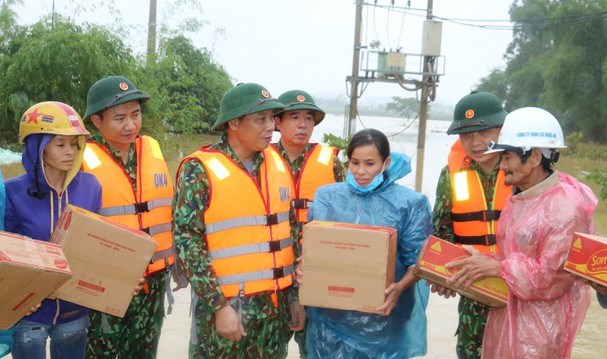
left=213, top=83, right=285, bottom=131
left=447, top=91, right=507, bottom=135
left=83, top=75, right=150, bottom=121
left=277, top=90, right=326, bottom=125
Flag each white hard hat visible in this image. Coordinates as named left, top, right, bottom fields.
left=486, top=107, right=566, bottom=156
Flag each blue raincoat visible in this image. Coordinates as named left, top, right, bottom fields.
left=306, top=152, right=432, bottom=359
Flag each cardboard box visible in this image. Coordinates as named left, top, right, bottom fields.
left=299, top=220, right=397, bottom=313
left=0, top=231, right=72, bottom=329
left=50, top=205, right=157, bottom=317
left=565, top=232, right=607, bottom=287
left=414, top=235, right=508, bottom=307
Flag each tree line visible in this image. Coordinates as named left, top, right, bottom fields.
left=0, top=1, right=232, bottom=149
left=476, top=0, right=607, bottom=143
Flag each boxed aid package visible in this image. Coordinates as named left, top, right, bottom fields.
left=565, top=232, right=607, bottom=287
left=414, top=235, right=508, bottom=307
left=299, top=220, right=397, bottom=314
left=50, top=204, right=157, bottom=317
left=0, top=231, right=72, bottom=329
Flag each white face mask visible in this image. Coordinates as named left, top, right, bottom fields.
left=345, top=160, right=387, bottom=193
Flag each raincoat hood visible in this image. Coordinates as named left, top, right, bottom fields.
left=384, top=151, right=411, bottom=184
left=347, top=151, right=412, bottom=194
left=22, top=133, right=85, bottom=197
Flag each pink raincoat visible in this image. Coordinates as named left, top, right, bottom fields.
left=482, top=171, right=597, bottom=359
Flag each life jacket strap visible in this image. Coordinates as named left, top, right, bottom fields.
left=99, top=197, right=172, bottom=216
left=206, top=211, right=290, bottom=235
left=216, top=264, right=295, bottom=287
left=208, top=237, right=293, bottom=260
left=453, top=234, right=497, bottom=246
left=292, top=198, right=312, bottom=209
left=141, top=222, right=172, bottom=236
left=452, top=209, right=501, bottom=222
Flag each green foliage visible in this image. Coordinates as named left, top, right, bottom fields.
left=0, top=14, right=137, bottom=144
left=564, top=131, right=583, bottom=154
left=475, top=69, right=508, bottom=102
left=587, top=169, right=607, bottom=202
left=321, top=133, right=350, bottom=159
left=385, top=96, right=420, bottom=119
left=0, top=1, right=231, bottom=147
left=146, top=35, right=232, bottom=134
left=477, top=0, right=607, bottom=142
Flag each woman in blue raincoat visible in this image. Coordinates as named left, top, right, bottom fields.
left=304, top=128, right=432, bottom=359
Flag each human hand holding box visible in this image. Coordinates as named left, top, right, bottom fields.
left=413, top=235, right=508, bottom=308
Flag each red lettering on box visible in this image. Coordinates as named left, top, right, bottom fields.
left=12, top=293, right=35, bottom=311
left=328, top=286, right=355, bottom=293
left=78, top=280, right=105, bottom=293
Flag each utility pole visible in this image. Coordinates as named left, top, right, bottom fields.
left=414, top=0, right=433, bottom=192
left=147, top=0, right=158, bottom=66
left=347, top=0, right=364, bottom=138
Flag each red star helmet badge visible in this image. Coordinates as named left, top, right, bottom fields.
left=26, top=108, right=41, bottom=124
left=119, top=82, right=129, bottom=91
left=261, top=90, right=270, bottom=98
left=465, top=109, right=475, bottom=119
left=296, top=95, right=306, bottom=102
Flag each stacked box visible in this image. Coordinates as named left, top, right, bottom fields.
left=0, top=232, right=72, bottom=329
left=50, top=205, right=157, bottom=318
left=299, top=220, right=397, bottom=314
left=414, top=235, right=508, bottom=307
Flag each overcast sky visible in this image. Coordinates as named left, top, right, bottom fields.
left=17, top=0, right=514, bottom=106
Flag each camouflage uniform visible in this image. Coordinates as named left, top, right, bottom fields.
left=273, top=140, right=345, bottom=359
left=173, top=135, right=298, bottom=359
left=432, top=160, right=500, bottom=359
left=86, top=131, right=166, bottom=359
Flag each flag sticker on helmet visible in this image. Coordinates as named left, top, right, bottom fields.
left=261, top=90, right=270, bottom=98
left=41, top=115, right=54, bottom=123
left=465, top=109, right=475, bottom=119
left=119, top=82, right=129, bottom=91
left=296, top=95, right=306, bottom=102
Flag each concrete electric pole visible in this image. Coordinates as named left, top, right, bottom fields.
left=147, top=0, right=158, bottom=66
left=414, top=0, right=434, bottom=192
left=346, top=0, right=364, bottom=138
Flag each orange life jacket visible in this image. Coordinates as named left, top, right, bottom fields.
left=447, top=139, right=511, bottom=254
left=273, top=144, right=337, bottom=223
left=82, top=136, right=175, bottom=275
left=179, top=147, right=295, bottom=298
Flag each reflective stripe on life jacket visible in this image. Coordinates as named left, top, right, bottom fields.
left=447, top=139, right=510, bottom=254
left=287, top=144, right=337, bottom=223
left=179, top=147, right=295, bottom=298
left=82, top=136, right=175, bottom=275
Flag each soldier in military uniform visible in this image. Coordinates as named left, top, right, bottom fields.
left=272, top=90, right=345, bottom=358
left=431, top=91, right=509, bottom=359
left=173, top=83, right=304, bottom=358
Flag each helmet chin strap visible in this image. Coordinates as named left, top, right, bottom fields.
left=26, top=135, right=47, bottom=200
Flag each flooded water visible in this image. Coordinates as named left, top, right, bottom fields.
left=2, top=114, right=605, bottom=358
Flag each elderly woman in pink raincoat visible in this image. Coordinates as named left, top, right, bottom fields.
left=446, top=107, right=597, bottom=359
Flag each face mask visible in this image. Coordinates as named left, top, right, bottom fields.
left=346, top=161, right=387, bottom=193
